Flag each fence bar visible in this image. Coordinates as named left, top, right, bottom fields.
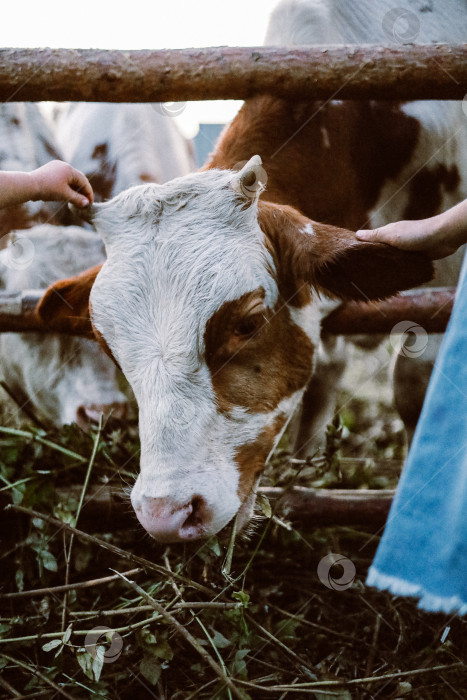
left=0, top=45, right=466, bottom=103
left=0, top=290, right=43, bottom=333
left=322, top=287, right=455, bottom=335
left=0, top=484, right=395, bottom=532
left=0, top=288, right=454, bottom=335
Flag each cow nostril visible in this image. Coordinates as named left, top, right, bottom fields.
left=76, top=402, right=128, bottom=431
left=75, top=405, right=92, bottom=432
left=106, top=402, right=128, bottom=422
left=135, top=495, right=211, bottom=542
left=180, top=495, right=207, bottom=533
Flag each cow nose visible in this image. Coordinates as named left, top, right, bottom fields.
left=75, top=401, right=128, bottom=431
left=135, top=495, right=210, bottom=542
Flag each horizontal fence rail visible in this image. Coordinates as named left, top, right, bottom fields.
left=0, top=288, right=454, bottom=336
left=0, top=45, right=466, bottom=102
left=0, top=484, right=396, bottom=533
left=321, top=287, right=455, bottom=335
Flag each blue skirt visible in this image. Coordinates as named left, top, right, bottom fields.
left=367, top=253, right=467, bottom=615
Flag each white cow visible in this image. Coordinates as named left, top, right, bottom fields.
left=56, top=103, right=195, bottom=203
left=0, top=103, right=131, bottom=429
left=0, top=226, right=128, bottom=429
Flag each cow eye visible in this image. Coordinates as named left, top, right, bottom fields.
left=233, top=314, right=263, bottom=338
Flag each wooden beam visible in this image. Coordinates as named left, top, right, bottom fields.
left=321, top=287, right=455, bottom=335
left=0, top=290, right=44, bottom=333
left=0, top=45, right=466, bottom=102
left=1, top=484, right=395, bottom=532
left=261, top=486, right=394, bottom=528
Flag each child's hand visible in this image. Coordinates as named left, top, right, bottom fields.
left=31, top=161, right=94, bottom=208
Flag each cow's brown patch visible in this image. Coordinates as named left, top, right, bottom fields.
left=0, top=203, right=64, bottom=240
left=35, top=264, right=101, bottom=339
left=87, top=143, right=116, bottom=202
left=208, top=96, right=420, bottom=230
left=403, top=164, right=461, bottom=221
left=0, top=205, right=35, bottom=240
left=205, top=288, right=315, bottom=414
left=235, top=415, right=288, bottom=501
left=139, top=172, right=160, bottom=183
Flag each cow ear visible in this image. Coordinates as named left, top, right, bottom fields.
left=35, top=264, right=101, bottom=337
left=230, top=155, right=266, bottom=204
left=258, top=202, right=434, bottom=301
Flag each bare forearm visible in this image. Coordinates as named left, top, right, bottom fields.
left=0, top=171, right=38, bottom=207
left=433, top=198, right=467, bottom=251
left=0, top=161, right=93, bottom=210
left=357, top=198, right=467, bottom=259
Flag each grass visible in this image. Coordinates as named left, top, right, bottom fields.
left=0, top=343, right=466, bottom=698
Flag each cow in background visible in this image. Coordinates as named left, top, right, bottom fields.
left=262, top=0, right=467, bottom=452
left=56, top=103, right=195, bottom=203
left=0, top=103, right=129, bottom=429
left=0, top=226, right=129, bottom=430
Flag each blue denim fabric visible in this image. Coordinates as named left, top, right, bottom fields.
left=367, top=253, right=467, bottom=615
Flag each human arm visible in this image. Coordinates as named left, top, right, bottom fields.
left=0, top=160, right=93, bottom=209
left=356, top=199, right=467, bottom=259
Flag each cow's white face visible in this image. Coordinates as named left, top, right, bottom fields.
left=89, top=160, right=317, bottom=541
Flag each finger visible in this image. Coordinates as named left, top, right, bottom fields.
left=69, top=170, right=94, bottom=204
left=66, top=187, right=90, bottom=208
left=356, top=229, right=377, bottom=241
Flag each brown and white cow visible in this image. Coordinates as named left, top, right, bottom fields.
left=263, top=0, right=467, bottom=451
left=0, top=226, right=129, bottom=429
left=36, top=162, right=432, bottom=540
left=35, top=0, right=466, bottom=541
left=56, top=103, right=195, bottom=203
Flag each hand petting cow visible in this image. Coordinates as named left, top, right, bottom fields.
left=0, top=103, right=70, bottom=238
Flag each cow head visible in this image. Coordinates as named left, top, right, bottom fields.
left=37, top=157, right=433, bottom=542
